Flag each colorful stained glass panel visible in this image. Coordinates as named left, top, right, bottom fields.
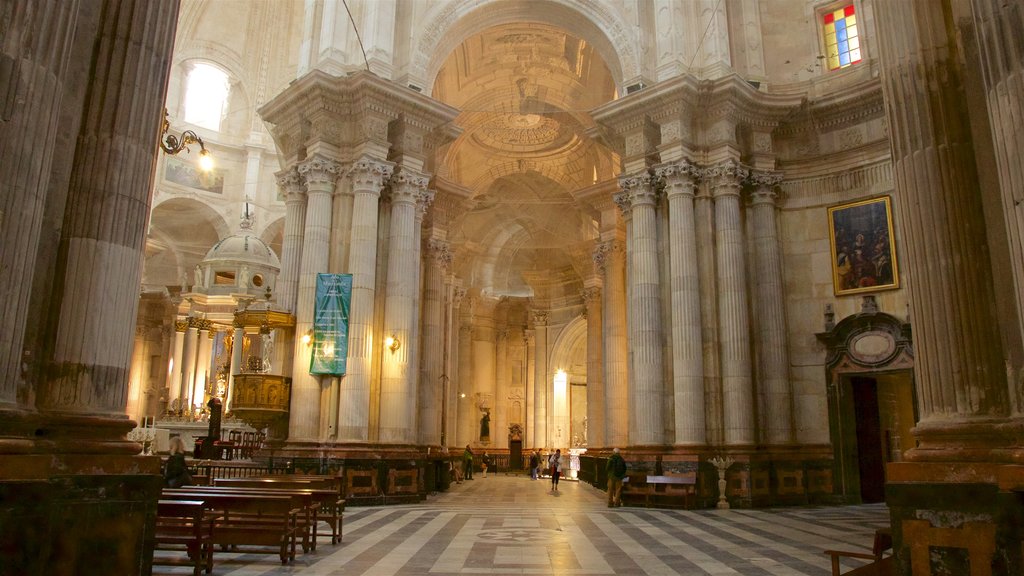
left=823, top=4, right=861, bottom=71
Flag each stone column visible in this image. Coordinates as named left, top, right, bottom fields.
left=448, top=285, right=465, bottom=446
left=495, top=326, right=510, bottom=450
left=582, top=285, right=605, bottom=448
left=656, top=160, right=706, bottom=446
left=595, top=240, right=629, bottom=448
left=379, top=168, right=428, bottom=444
left=193, top=322, right=213, bottom=404
left=39, top=0, right=178, bottom=422
left=532, top=310, right=549, bottom=448
left=695, top=181, right=723, bottom=445
left=617, top=172, right=665, bottom=446
left=747, top=170, right=792, bottom=445
left=419, top=239, right=450, bottom=445
left=337, top=157, right=392, bottom=441
left=524, top=329, right=536, bottom=446
left=473, top=298, right=498, bottom=444
left=288, top=155, right=341, bottom=442
left=874, top=2, right=1019, bottom=573
left=227, top=321, right=244, bottom=411
left=0, top=0, right=83, bottom=406
left=706, top=160, right=754, bottom=446
left=275, top=167, right=306, bottom=312
left=180, top=319, right=199, bottom=408
left=457, top=293, right=474, bottom=446
left=168, top=321, right=187, bottom=407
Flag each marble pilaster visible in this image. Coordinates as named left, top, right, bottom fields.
left=193, top=323, right=213, bottom=403
left=379, top=168, right=429, bottom=444
left=180, top=320, right=199, bottom=408
left=168, top=321, right=187, bottom=407
left=227, top=322, right=244, bottom=411
left=656, top=160, right=706, bottom=446
left=289, top=155, right=341, bottom=442
left=747, top=170, right=793, bottom=445
left=595, top=239, right=629, bottom=448
left=495, top=326, right=510, bottom=450
left=419, top=239, right=451, bottom=446
left=695, top=181, right=723, bottom=446
left=473, top=299, right=498, bottom=444
left=706, top=160, right=754, bottom=446
left=618, top=172, right=665, bottom=446
left=457, top=294, right=474, bottom=446
left=582, top=285, right=606, bottom=448
left=337, top=157, right=393, bottom=442
left=274, top=167, right=306, bottom=313
left=532, top=310, right=550, bottom=448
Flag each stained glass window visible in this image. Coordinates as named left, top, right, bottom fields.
left=823, top=4, right=861, bottom=71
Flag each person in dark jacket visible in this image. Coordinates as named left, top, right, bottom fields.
left=164, top=436, right=193, bottom=488
left=606, top=448, right=627, bottom=507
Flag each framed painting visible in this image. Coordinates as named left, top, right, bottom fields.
left=827, top=196, right=899, bottom=296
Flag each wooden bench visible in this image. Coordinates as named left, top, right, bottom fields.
left=153, top=500, right=214, bottom=576
left=166, top=486, right=320, bottom=553
left=621, top=474, right=697, bottom=509
left=213, top=478, right=345, bottom=545
left=162, top=490, right=300, bottom=564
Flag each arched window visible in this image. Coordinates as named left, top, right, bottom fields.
left=183, top=62, right=230, bottom=131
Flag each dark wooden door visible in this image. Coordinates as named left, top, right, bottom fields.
left=509, top=439, right=522, bottom=470
left=852, top=376, right=886, bottom=502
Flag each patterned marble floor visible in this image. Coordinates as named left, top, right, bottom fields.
left=153, top=473, right=890, bottom=575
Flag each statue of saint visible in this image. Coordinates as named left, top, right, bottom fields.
left=480, top=411, right=490, bottom=440
left=194, top=265, right=203, bottom=289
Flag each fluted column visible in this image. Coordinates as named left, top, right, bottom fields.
left=969, top=0, right=1024, bottom=405
left=287, top=155, right=341, bottom=442
left=875, top=0, right=1008, bottom=452
left=180, top=319, right=199, bottom=408
left=448, top=285, right=465, bottom=447
left=656, top=160, right=706, bottom=446
left=595, top=240, right=629, bottom=448
left=695, top=181, right=723, bottom=445
left=473, top=298, right=498, bottom=443
left=38, top=0, right=179, bottom=421
left=495, top=326, right=510, bottom=449
left=532, top=310, right=550, bottom=448
left=193, top=323, right=213, bottom=404
left=379, top=168, right=429, bottom=444
left=337, top=157, right=393, bottom=441
left=707, top=160, right=753, bottom=446
left=226, top=321, right=244, bottom=411
left=168, top=321, right=187, bottom=407
left=408, top=189, right=431, bottom=438
left=0, top=0, right=80, bottom=403
left=582, top=285, right=605, bottom=448
left=524, top=329, right=536, bottom=446
left=748, top=170, right=793, bottom=445
left=617, top=172, right=665, bottom=446
left=275, top=167, right=306, bottom=312
left=420, top=239, right=451, bottom=445
left=457, top=293, right=474, bottom=446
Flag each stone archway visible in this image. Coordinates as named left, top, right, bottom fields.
left=816, top=296, right=915, bottom=503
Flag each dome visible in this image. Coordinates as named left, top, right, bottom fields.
left=202, top=231, right=281, bottom=269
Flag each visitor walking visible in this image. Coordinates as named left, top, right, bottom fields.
left=529, top=450, right=540, bottom=480
left=606, top=447, right=627, bottom=507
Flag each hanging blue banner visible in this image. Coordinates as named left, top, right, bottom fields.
left=311, top=273, right=352, bottom=375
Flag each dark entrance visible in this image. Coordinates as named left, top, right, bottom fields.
left=851, top=376, right=885, bottom=502
left=509, top=439, right=522, bottom=471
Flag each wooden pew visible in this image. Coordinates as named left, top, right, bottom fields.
left=213, top=477, right=345, bottom=544
left=620, top=474, right=697, bottom=509
left=166, top=486, right=320, bottom=553
left=153, top=500, right=214, bottom=576
left=162, top=490, right=300, bottom=564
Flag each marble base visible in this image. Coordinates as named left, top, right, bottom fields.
left=0, top=454, right=162, bottom=576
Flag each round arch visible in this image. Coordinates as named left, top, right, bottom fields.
left=147, top=197, right=231, bottom=286
left=411, top=0, right=636, bottom=94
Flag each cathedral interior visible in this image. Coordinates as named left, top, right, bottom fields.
left=2, top=0, right=1023, bottom=574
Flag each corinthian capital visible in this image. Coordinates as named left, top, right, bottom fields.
left=349, top=157, right=395, bottom=191
left=298, top=155, right=343, bottom=186
left=617, top=171, right=658, bottom=207
left=275, top=166, right=306, bottom=199
left=428, top=239, right=452, bottom=270
left=531, top=309, right=549, bottom=326
left=389, top=167, right=430, bottom=203
left=747, top=170, right=784, bottom=205
left=703, top=160, right=748, bottom=197
left=655, top=160, right=701, bottom=198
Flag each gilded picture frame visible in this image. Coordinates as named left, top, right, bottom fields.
left=827, top=196, right=899, bottom=296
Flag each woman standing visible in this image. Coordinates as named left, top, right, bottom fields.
left=548, top=449, right=562, bottom=492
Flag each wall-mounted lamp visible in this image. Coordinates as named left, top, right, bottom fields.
left=159, top=109, right=213, bottom=171
left=300, top=329, right=313, bottom=346
left=384, top=335, right=401, bottom=352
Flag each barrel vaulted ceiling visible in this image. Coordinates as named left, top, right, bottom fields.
left=432, top=23, right=618, bottom=300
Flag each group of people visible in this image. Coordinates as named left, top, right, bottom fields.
left=525, top=447, right=627, bottom=505
left=451, top=445, right=494, bottom=484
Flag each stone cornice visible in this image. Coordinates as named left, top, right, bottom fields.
left=775, top=80, right=885, bottom=138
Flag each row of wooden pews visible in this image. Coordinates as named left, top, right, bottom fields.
left=153, top=475, right=345, bottom=573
